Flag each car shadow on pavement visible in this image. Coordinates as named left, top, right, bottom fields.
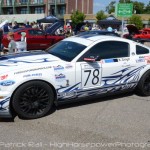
left=56, top=92, right=134, bottom=110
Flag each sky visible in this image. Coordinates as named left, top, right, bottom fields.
left=93, top=0, right=150, bottom=14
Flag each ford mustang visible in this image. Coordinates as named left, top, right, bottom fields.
left=0, top=35, right=150, bottom=119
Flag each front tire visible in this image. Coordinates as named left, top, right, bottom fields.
left=12, top=81, right=54, bottom=119
left=136, top=70, right=150, bottom=96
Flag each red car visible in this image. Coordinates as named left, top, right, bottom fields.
left=124, top=25, right=150, bottom=40
left=134, top=28, right=150, bottom=39
left=2, top=28, right=64, bottom=50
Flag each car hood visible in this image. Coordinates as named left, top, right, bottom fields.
left=0, top=51, right=62, bottom=73
left=126, top=25, right=140, bottom=35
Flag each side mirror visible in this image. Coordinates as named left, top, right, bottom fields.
left=83, top=57, right=96, bottom=62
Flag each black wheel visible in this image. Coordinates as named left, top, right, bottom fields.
left=136, top=70, right=150, bottom=96
left=12, top=81, right=54, bottom=119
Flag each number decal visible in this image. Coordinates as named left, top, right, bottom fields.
left=84, top=70, right=91, bottom=86
left=92, top=69, right=99, bottom=85
left=84, top=69, right=100, bottom=86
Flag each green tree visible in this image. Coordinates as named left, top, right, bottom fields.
left=145, top=2, right=150, bottom=14
left=71, top=10, right=86, bottom=27
left=133, top=1, right=145, bottom=14
left=129, top=15, right=143, bottom=29
left=96, top=10, right=107, bottom=21
left=106, top=1, right=116, bottom=14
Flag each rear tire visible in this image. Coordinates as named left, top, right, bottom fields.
left=12, top=81, right=54, bottom=119
left=136, top=70, right=150, bottom=96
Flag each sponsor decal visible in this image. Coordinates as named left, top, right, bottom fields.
left=0, top=80, right=15, bottom=86
left=103, top=59, right=118, bottom=63
left=65, top=64, right=73, bottom=69
left=136, top=59, right=145, bottom=63
left=0, top=75, right=8, bottom=80
left=144, top=56, right=150, bottom=64
left=64, top=91, right=76, bottom=98
left=55, top=74, right=66, bottom=79
left=53, top=65, right=64, bottom=70
left=139, top=56, right=145, bottom=58
left=104, top=59, right=114, bottom=63
left=14, top=66, right=51, bottom=74
left=118, top=58, right=130, bottom=62
left=23, top=73, right=42, bottom=78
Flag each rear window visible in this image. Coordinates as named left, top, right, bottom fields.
left=136, top=45, right=149, bottom=55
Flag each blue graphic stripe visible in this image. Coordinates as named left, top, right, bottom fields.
left=0, top=97, right=10, bottom=111
left=102, top=66, right=145, bottom=86
left=63, top=82, right=81, bottom=92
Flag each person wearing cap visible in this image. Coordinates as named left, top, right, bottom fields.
left=3, top=32, right=17, bottom=54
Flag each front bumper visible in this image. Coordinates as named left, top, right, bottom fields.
left=0, top=97, right=12, bottom=118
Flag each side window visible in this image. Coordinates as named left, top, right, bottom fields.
left=28, top=30, right=36, bottom=35
left=36, top=30, right=45, bottom=35
left=136, top=45, right=149, bottom=55
left=79, top=41, right=129, bottom=61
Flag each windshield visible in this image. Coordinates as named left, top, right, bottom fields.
left=48, top=41, right=87, bottom=61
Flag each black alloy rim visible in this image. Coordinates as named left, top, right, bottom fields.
left=19, top=86, right=50, bottom=116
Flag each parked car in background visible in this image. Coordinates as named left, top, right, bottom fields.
left=2, top=28, right=64, bottom=50
left=45, top=21, right=64, bottom=35
left=76, top=30, right=120, bottom=37
left=124, top=25, right=150, bottom=41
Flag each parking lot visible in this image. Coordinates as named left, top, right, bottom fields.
left=0, top=93, right=150, bottom=150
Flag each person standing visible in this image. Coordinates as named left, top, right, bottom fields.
left=13, top=21, right=19, bottom=30
left=25, top=22, right=32, bottom=28
left=0, top=28, right=3, bottom=55
left=3, top=32, right=17, bottom=54
left=3, top=23, right=10, bottom=33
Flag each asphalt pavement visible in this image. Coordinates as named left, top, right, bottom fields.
left=0, top=93, right=150, bottom=150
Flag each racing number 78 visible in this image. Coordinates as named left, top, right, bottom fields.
left=84, top=69, right=100, bottom=86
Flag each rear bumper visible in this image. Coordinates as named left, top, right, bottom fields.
left=0, top=97, right=12, bottom=118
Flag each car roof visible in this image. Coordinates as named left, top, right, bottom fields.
left=3, top=28, right=40, bottom=34
left=63, top=35, right=132, bottom=46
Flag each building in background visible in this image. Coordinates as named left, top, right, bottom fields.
left=0, top=0, right=48, bottom=23
left=0, top=0, right=47, bottom=15
left=49, top=0, right=94, bottom=23
left=49, top=0, right=93, bottom=17
left=0, top=0, right=94, bottom=23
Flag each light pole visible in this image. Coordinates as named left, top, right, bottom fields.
left=55, top=0, right=57, bottom=16
left=121, top=0, right=125, bottom=37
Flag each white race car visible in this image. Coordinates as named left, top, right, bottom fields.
left=0, top=35, right=150, bottom=119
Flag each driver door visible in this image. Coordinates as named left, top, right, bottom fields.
left=75, top=40, right=130, bottom=97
